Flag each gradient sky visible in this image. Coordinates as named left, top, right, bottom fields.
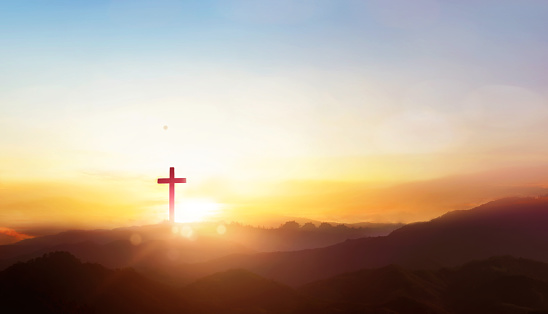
left=2, top=0, right=548, bottom=233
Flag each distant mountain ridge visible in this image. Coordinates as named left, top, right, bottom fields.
left=179, top=196, right=548, bottom=286
left=0, top=220, right=402, bottom=274
left=0, top=224, right=254, bottom=279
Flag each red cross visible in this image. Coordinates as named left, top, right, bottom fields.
left=157, top=167, right=186, bottom=223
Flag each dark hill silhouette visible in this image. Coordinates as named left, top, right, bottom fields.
left=0, top=251, right=318, bottom=313
left=183, top=268, right=307, bottom=313
left=4, top=252, right=548, bottom=313
left=0, top=251, right=190, bottom=313
left=180, top=197, right=548, bottom=286
left=300, top=256, right=548, bottom=314
left=300, top=265, right=445, bottom=310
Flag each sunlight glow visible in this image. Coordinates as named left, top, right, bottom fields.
left=174, top=199, right=222, bottom=223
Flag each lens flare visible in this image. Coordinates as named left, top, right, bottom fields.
left=217, top=224, right=227, bottom=235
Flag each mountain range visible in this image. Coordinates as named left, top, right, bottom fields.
left=3, top=252, right=548, bottom=313
left=179, top=196, right=548, bottom=286
left=0, top=220, right=401, bottom=283
left=3, top=196, right=548, bottom=312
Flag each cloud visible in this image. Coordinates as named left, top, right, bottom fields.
left=462, top=85, right=547, bottom=129
left=81, top=169, right=147, bottom=181
left=375, top=109, right=459, bottom=154
left=0, top=227, right=33, bottom=245
left=228, top=164, right=548, bottom=224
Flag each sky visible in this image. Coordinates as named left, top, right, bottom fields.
left=1, top=0, right=548, bottom=233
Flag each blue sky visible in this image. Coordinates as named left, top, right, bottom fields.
left=2, top=1, right=547, bottom=89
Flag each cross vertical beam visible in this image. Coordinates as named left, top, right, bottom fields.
left=157, top=167, right=186, bottom=223
left=168, top=167, right=175, bottom=223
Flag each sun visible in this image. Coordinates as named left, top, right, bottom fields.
left=174, top=198, right=222, bottom=223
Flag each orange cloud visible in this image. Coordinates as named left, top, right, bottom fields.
left=222, top=165, right=548, bottom=224
left=0, top=227, right=33, bottom=245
